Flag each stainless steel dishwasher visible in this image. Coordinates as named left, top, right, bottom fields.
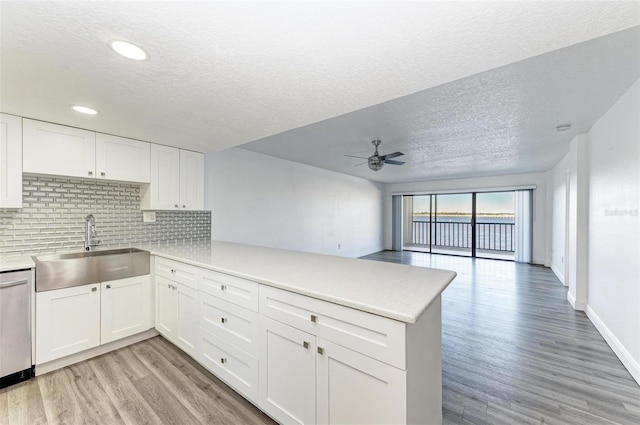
left=0, top=269, right=34, bottom=388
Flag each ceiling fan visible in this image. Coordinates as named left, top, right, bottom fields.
left=345, top=140, right=405, bottom=172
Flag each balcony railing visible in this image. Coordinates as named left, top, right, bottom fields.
left=411, top=221, right=515, bottom=252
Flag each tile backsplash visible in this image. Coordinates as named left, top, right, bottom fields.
left=0, top=174, right=211, bottom=256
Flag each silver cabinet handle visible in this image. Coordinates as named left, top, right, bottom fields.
left=310, top=314, right=317, bottom=323
left=221, top=358, right=227, bottom=364
left=220, top=284, right=226, bottom=291
left=88, top=171, right=93, bottom=176
left=303, top=341, right=309, bottom=349
left=168, top=283, right=172, bottom=289
left=0, top=279, right=27, bottom=288
left=101, top=172, right=106, bottom=177
left=221, top=317, right=227, bottom=324
left=170, top=269, right=176, bottom=274
left=91, top=287, right=97, bottom=292
left=106, top=284, right=111, bottom=289
left=317, top=347, right=324, bottom=355
left=174, top=204, right=179, bottom=208
left=182, top=205, right=186, bottom=208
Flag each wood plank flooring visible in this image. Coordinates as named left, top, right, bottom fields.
left=0, top=337, right=275, bottom=425
left=361, top=250, right=640, bottom=425
left=1, top=251, right=639, bottom=424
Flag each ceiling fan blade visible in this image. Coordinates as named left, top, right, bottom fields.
left=344, top=154, right=367, bottom=159
left=384, top=159, right=405, bottom=165
left=354, top=162, right=367, bottom=167
left=381, top=151, right=404, bottom=160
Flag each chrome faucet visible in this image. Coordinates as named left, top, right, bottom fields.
left=84, top=214, right=101, bottom=251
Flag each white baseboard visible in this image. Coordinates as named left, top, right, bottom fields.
left=35, top=329, right=159, bottom=376
left=550, top=263, right=565, bottom=285
left=586, top=305, right=640, bottom=385
left=567, top=291, right=576, bottom=309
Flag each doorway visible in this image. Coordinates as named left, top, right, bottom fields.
left=401, top=191, right=527, bottom=261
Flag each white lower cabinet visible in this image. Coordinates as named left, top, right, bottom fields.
left=101, top=275, right=151, bottom=344
left=259, top=317, right=316, bottom=425
left=155, top=275, right=198, bottom=357
left=36, top=275, right=152, bottom=365
left=258, top=316, right=407, bottom=425
left=316, top=339, right=406, bottom=425
left=197, top=327, right=259, bottom=402
left=152, top=256, right=442, bottom=425
left=35, top=284, right=101, bottom=364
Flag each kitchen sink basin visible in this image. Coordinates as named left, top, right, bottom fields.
left=33, top=248, right=150, bottom=292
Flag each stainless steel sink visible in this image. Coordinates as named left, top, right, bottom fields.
left=33, top=248, right=150, bottom=292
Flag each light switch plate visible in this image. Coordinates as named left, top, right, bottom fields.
left=143, top=211, right=156, bottom=223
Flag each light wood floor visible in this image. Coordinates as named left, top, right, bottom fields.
left=2, top=251, right=639, bottom=425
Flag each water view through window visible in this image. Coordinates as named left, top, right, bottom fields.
left=404, top=191, right=516, bottom=260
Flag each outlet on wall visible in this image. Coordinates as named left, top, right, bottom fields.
left=143, top=211, right=156, bottom=223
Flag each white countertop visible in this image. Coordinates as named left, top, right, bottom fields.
left=137, top=240, right=456, bottom=323
left=0, top=254, right=35, bottom=272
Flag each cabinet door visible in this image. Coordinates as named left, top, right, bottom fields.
left=316, top=338, right=407, bottom=425
left=199, top=291, right=259, bottom=356
left=179, top=150, right=204, bottom=210
left=23, top=119, right=96, bottom=178
left=259, top=317, right=316, bottom=425
left=0, top=113, right=22, bottom=208
left=155, top=256, right=199, bottom=289
left=35, top=284, right=101, bottom=364
left=101, top=275, right=151, bottom=344
left=144, top=143, right=180, bottom=209
left=95, top=133, right=151, bottom=183
left=175, top=283, right=198, bottom=357
left=155, top=275, right=177, bottom=339
left=198, top=327, right=259, bottom=403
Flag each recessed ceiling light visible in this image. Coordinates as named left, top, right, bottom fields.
left=71, top=105, right=98, bottom=115
left=555, top=124, right=572, bottom=132
left=108, top=40, right=149, bottom=61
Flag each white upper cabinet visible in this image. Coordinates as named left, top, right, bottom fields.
left=179, top=150, right=204, bottom=210
left=144, top=144, right=181, bottom=210
left=22, top=119, right=151, bottom=183
left=23, top=118, right=96, bottom=178
left=0, top=113, right=23, bottom=208
left=142, top=144, right=204, bottom=210
left=95, top=133, right=150, bottom=183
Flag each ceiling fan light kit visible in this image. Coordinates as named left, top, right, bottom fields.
left=368, top=139, right=405, bottom=172
left=368, top=155, right=384, bottom=171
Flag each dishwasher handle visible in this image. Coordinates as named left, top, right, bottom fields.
left=0, top=279, right=28, bottom=289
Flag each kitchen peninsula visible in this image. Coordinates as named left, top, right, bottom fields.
left=142, top=240, right=456, bottom=425
left=1, top=239, right=456, bottom=425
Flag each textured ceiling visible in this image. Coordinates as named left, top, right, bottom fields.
left=1, top=1, right=639, bottom=165
left=242, top=26, right=640, bottom=183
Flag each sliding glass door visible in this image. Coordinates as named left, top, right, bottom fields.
left=475, top=192, right=515, bottom=260
left=432, top=193, right=473, bottom=257
left=402, top=190, right=526, bottom=261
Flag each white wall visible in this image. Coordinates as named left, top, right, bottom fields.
left=585, top=79, right=640, bottom=383
left=549, top=152, right=570, bottom=284
left=384, top=172, right=549, bottom=265
left=204, top=148, right=384, bottom=258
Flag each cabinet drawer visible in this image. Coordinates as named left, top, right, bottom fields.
left=259, top=285, right=407, bottom=369
left=199, top=292, right=259, bottom=356
left=198, top=327, right=258, bottom=403
left=155, top=257, right=199, bottom=289
left=199, top=269, right=258, bottom=312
